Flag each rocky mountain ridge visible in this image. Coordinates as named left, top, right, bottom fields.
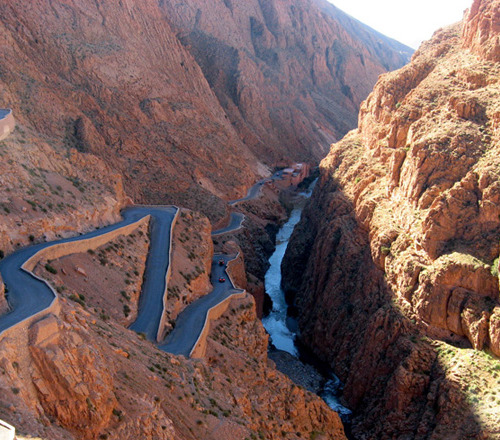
left=0, top=0, right=419, bottom=438
left=283, top=0, right=500, bottom=437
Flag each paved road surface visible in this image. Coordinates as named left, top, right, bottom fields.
left=228, top=179, right=267, bottom=206
left=219, top=172, right=284, bottom=235
left=126, top=207, right=177, bottom=341
left=0, top=206, right=177, bottom=337
left=228, top=171, right=284, bottom=206
left=211, top=213, right=245, bottom=236
left=158, top=254, right=243, bottom=356
left=0, top=170, right=284, bottom=354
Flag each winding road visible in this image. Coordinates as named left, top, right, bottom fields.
left=0, top=206, right=177, bottom=334
left=0, top=172, right=276, bottom=355
left=212, top=212, right=245, bottom=236
left=159, top=254, right=243, bottom=356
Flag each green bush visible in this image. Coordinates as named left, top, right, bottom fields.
left=123, top=304, right=131, bottom=317
left=45, top=263, right=57, bottom=274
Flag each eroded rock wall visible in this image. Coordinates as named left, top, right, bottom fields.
left=283, top=1, right=500, bottom=437
left=0, top=0, right=411, bottom=224
left=162, top=0, right=412, bottom=163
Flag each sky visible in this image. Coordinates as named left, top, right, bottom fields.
left=327, top=0, right=472, bottom=49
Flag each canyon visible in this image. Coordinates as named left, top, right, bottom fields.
left=1, top=0, right=499, bottom=439
left=0, top=0, right=410, bottom=225
left=283, top=0, right=500, bottom=437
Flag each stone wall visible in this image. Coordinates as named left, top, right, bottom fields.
left=189, top=290, right=248, bottom=359
left=0, top=274, right=9, bottom=315
left=23, top=216, right=150, bottom=271
left=0, top=109, right=15, bottom=141
left=190, top=252, right=247, bottom=358
left=0, top=215, right=150, bottom=342
left=225, top=252, right=246, bottom=289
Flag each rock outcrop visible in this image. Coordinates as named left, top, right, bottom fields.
left=29, top=315, right=116, bottom=438
left=0, top=281, right=347, bottom=439
left=283, top=0, right=500, bottom=437
left=463, top=0, right=500, bottom=61
left=206, top=294, right=347, bottom=439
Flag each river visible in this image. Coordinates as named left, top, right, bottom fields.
left=262, top=182, right=352, bottom=423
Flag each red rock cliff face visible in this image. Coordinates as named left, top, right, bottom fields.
left=283, top=1, right=500, bottom=437
left=0, top=0, right=258, bottom=220
left=162, top=0, right=412, bottom=163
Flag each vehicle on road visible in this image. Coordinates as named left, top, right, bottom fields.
left=218, top=277, right=226, bottom=283
left=218, top=259, right=225, bottom=266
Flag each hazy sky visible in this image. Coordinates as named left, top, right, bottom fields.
left=327, top=0, right=472, bottom=49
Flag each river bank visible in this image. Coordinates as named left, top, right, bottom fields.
left=261, top=182, right=353, bottom=426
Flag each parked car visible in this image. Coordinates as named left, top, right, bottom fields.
left=218, top=277, right=226, bottom=283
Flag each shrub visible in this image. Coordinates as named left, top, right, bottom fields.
left=45, top=263, right=57, bottom=274
left=380, top=245, right=391, bottom=256
left=491, top=257, right=499, bottom=277
left=123, top=304, right=131, bottom=317
left=69, top=294, right=85, bottom=307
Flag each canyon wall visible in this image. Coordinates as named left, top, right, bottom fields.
left=0, top=0, right=411, bottom=226
left=162, top=0, right=412, bottom=163
left=0, top=0, right=258, bottom=222
left=0, top=274, right=347, bottom=440
left=283, top=0, right=500, bottom=437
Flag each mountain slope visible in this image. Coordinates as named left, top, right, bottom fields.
left=0, top=0, right=258, bottom=220
left=0, top=0, right=411, bottom=224
left=283, top=0, right=500, bottom=437
left=162, top=0, right=412, bottom=163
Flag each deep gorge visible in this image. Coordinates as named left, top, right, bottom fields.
left=280, top=1, right=500, bottom=436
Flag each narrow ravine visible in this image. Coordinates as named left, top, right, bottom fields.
left=262, top=181, right=352, bottom=423
left=261, top=205, right=303, bottom=357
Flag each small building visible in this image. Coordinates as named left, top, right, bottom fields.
left=280, top=163, right=311, bottom=187
left=0, top=109, right=15, bottom=141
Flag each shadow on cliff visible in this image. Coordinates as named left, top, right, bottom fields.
left=281, top=176, right=486, bottom=439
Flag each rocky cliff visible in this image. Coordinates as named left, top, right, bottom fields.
left=0, top=0, right=257, bottom=222
left=0, top=284, right=347, bottom=439
left=162, top=0, right=412, bottom=163
left=283, top=0, right=500, bottom=437
left=0, top=0, right=411, bottom=226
